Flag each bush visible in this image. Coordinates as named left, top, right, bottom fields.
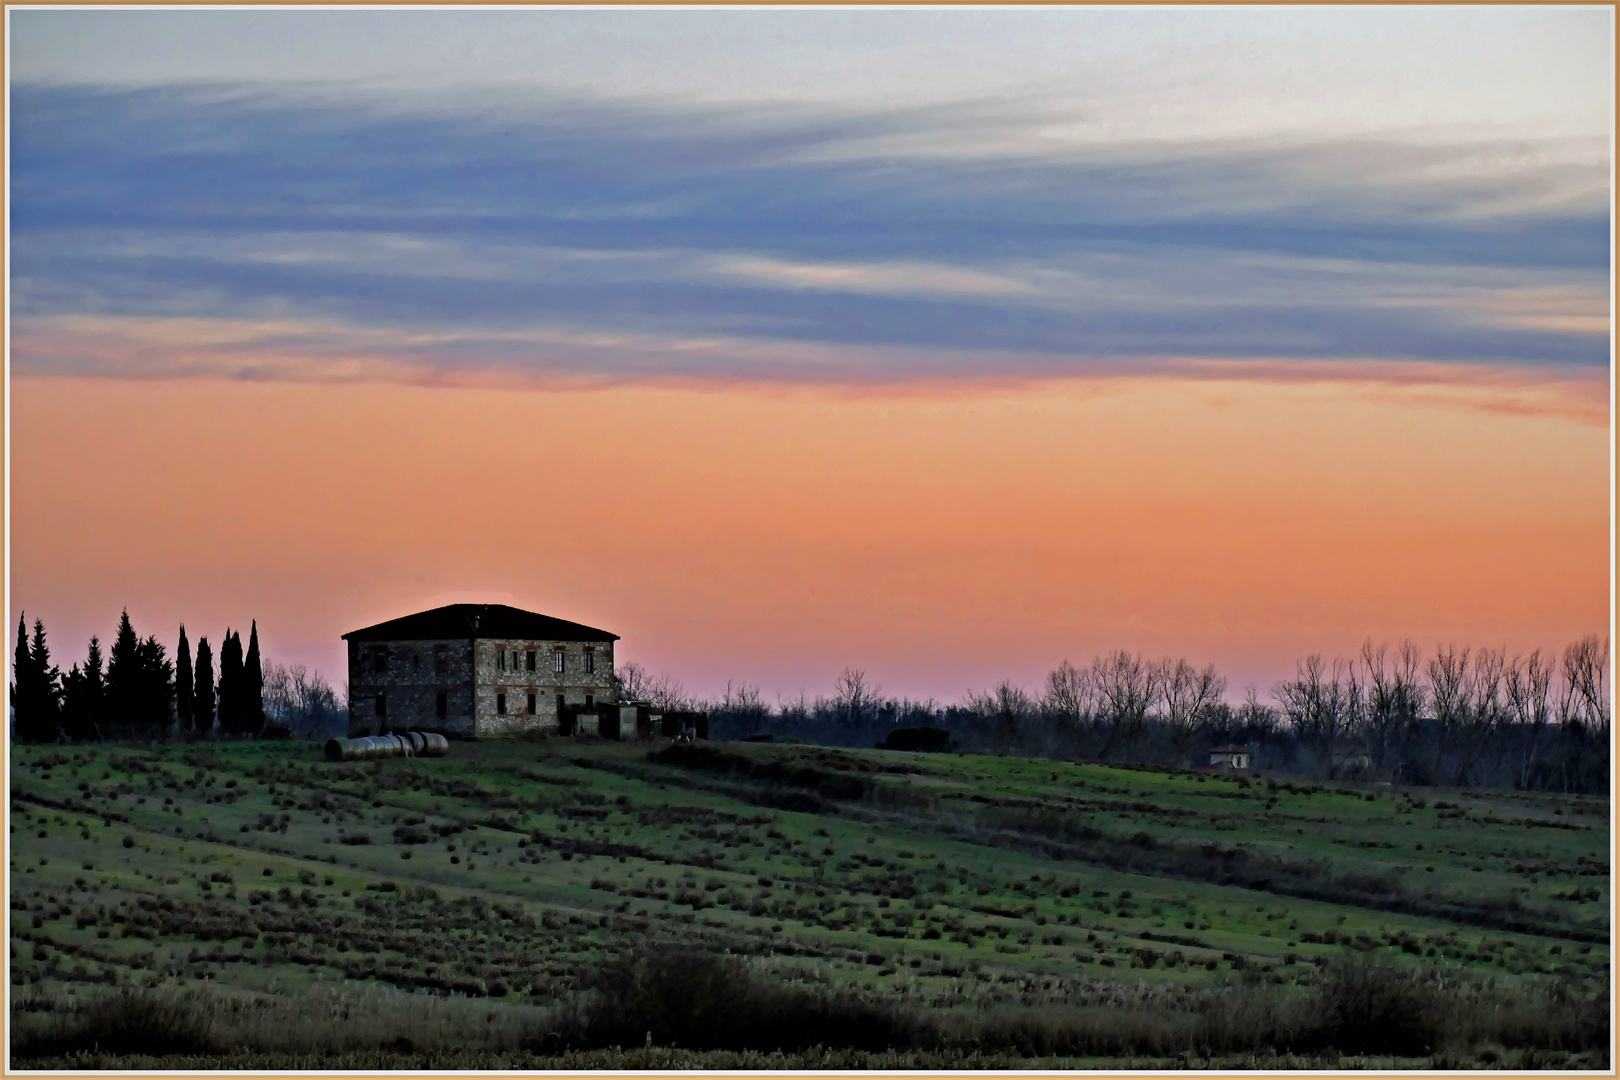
left=1313, top=953, right=1436, bottom=1055
left=876, top=728, right=955, bottom=753
left=14, top=989, right=217, bottom=1058
left=545, top=945, right=925, bottom=1053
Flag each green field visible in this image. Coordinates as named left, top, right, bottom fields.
left=8, top=737, right=1610, bottom=1068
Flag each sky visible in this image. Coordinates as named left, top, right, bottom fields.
left=7, top=8, right=1613, bottom=707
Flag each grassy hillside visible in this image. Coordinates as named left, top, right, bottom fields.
left=9, top=737, right=1609, bottom=1068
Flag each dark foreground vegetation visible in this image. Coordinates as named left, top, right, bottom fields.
left=9, top=735, right=1608, bottom=1068
left=11, top=947, right=1607, bottom=1070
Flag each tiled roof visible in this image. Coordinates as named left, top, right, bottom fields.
left=342, top=603, right=618, bottom=643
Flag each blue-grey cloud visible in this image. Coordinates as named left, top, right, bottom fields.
left=10, top=83, right=1610, bottom=382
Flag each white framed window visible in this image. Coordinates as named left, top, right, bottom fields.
left=553, top=648, right=565, bottom=674
left=584, top=647, right=596, bottom=674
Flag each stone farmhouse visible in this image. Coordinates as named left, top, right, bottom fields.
left=342, top=603, right=619, bottom=738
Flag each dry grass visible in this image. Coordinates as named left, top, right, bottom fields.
left=14, top=950, right=1606, bottom=1069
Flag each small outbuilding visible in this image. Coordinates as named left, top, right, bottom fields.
left=1207, top=744, right=1251, bottom=770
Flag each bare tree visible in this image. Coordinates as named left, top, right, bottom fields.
left=1505, top=649, right=1553, bottom=791
left=1342, top=658, right=1368, bottom=754
left=646, top=673, right=692, bottom=712
left=967, top=679, right=1035, bottom=755
left=1274, top=654, right=1351, bottom=777
left=1390, top=640, right=1427, bottom=780
left=261, top=661, right=342, bottom=738
left=1426, top=643, right=1471, bottom=783
left=1454, top=646, right=1506, bottom=786
left=833, top=667, right=881, bottom=726
left=262, top=662, right=292, bottom=725
left=1360, top=641, right=1403, bottom=779
left=1157, top=658, right=1227, bottom=766
left=614, top=661, right=691, bottom=711
left=1235, top=685, right=1280, bottom=737
left=1090, top=650, right=1158, bottom=759
left=776, top=689, right=812, bottom=724
left=719, top=680, right=765, bottom=714
left=1042, top=659, right=1100, bottom=753
left=1562, top=636, right=1611, bottom=736
left=1546, top=636, right=1611, bottom=793
left=614, top=661, right=653, bottom=702
left=709, top=680, right=769, bottom=734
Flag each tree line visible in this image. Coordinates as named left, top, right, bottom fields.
left=10, top=611, right=269, bottom=742
left=649, top=636, right=1611, bottom=795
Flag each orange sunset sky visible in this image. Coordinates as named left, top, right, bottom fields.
left=9, top=369, right=1609, bottom=703
left=6, top=8, right=1613, bottom=706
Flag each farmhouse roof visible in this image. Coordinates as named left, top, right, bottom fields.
left=341, top=603, right=619, bottom=643
left=1207, top=744, right=1250, bottom=754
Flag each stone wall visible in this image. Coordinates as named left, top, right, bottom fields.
left=346, top=638, right=477, bottom=737
left=346, top=636, right=617, bottom=738
left=471, top=638, right=617, bottom=737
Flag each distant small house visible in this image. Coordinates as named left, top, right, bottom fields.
left=1207, top=744, right=1251, bottom=770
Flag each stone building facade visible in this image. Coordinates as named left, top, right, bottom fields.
left=342, top=603, right=618, bottom=738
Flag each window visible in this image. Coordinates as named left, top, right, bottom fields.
left=411, top=653, right=419, bottom=670
left=434, top=646, right=448, bottom=674
left=374, top=693, right=387, bottom=718
left=527, top=692, right=537, bottom=715
left=372, top=650, right=388, bottom=674
left=497, top=649, right=506, bottom=671
left=585, top=694, right=594, bottom=709
left=436, top=691, right=448, bottom=718
left=526, top=650, right=537, bottom=672
left=553, top=648, right=565, bottom=674
left=584, top=647, right=596, bottom=674
left=496, top=692, right=507, bottom=715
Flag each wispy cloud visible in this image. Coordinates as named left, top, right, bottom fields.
left=10, top=82, right=1609, bottom=388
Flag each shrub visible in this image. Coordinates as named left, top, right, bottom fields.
left=877, top=728, right=955, bottom=753
left=1313, top=953, right=1435, bottom=1055
left=545, top=945, right=926, bottom=1053
left=14, top=989, right=217, bottom=1057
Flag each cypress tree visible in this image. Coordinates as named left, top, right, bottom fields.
left=61, top=664, right=89, bottom=740
left=11, top=614, right=31, bottom=742
left=176, top=626, right=194, bottom=734
left=136, top=635, right=174, bottom=736
left=193, top=637, right=216, bottom=733
left=218, top=630, right=242, bottom=735
left=25, top=619, right=61, bottom=743
left=105, top=610, right=141, bottom=733
left=62, top=636, right=106, bottom=742
left=244, top=620, right=264, bottom=736
left=84, top=636, right=104, bottom=738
